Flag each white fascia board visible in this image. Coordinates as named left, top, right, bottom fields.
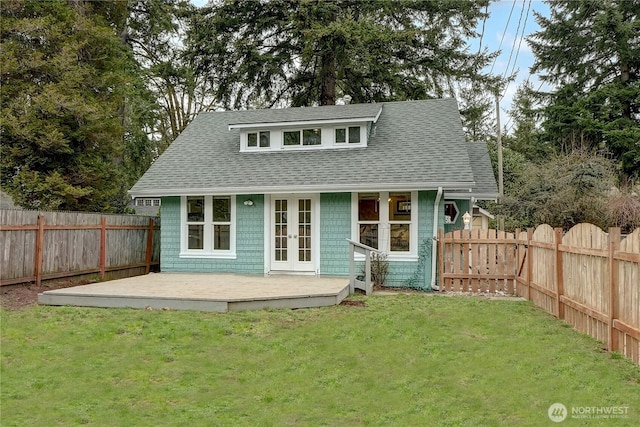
left=228, top=116, right=379, bottom=130
left=447, top=192, right=499, bottom=201
left=129, top=181, right=475, bottom=198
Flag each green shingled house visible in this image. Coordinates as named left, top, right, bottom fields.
left=129, top=99, right=498, bottom=289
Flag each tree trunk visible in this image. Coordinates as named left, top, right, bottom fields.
left=319, top=49, right=336, bottom=106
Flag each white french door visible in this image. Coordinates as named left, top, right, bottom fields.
left=270, top=195, right=317, bottom=273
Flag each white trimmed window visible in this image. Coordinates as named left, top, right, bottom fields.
left=283, top=128, right=322, bottom=147
left=335, top=126, right=361, bottom=144
left=352, top=191, right=418, bottom=259
left=181, top=195, right=236, bottom=258
left=247, top=131, right=270, bottom=148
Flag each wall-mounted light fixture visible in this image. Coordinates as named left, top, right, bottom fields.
left=243, top=199, right=254, bottom=206
left=462, top=211, right=472, bottom=230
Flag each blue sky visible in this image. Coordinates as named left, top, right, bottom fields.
left=190, top=0, right=550, bottom=129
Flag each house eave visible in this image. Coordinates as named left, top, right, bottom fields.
left=228, top=116, right=380, bottom=130
left=129, top=181, right=475, bottom=198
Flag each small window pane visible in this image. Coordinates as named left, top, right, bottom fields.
left=213, top=197, right=231, bottom=222
left=188, top=225, right=204, bottom=249
left=348, top=126, right=360, bottom=143
left=389, top=192, right=411, bottom=220
left=390, top=224, right=410, bottom=252
left=145, top=199, right=152, bottom=206
left=259, top=131, right=270, bottom=147
left=248, top=133, right=257, bottom=147
left=136, top=199, right=144, bottom=206
left=358, top=193, right=379, bottom=221
left=303, top=128, right=321, bottom=145
left=335, top=128, right=346, bottom=143
left=187, top=197, right=205, bottom=222
left=284, top=131, right=300, bottom=146
left=214, top=225, right=230, bottom=250
left=153, top=199, right=160, bottom=206
left=359, top=224, right=378, bottom=249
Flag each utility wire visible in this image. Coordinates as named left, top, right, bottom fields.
left=501, top=0, right=527, bottom=83
left=489, top=0, right=516, bottom=75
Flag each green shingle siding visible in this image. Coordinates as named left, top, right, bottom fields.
left=319, top=193, right=351, bottom=276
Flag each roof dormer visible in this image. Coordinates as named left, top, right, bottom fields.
left=229, top=104, right=383, bottom=152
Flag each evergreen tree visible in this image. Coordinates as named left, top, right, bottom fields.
left=125, top=0, right=216, bottom=153
left=187, top=0, right=500, bottom=108
left=529, top=0, right=640, bottom=177
left=0, top=0, right=151, bottom=212
left=458, top=84, right=494, bottom=143
left=504, top=81, right=547, bottom=161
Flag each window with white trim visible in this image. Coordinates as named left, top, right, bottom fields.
left=335, top=126, right=361, bottom=144
left=247, top=131, right=270, bottom=148
left=283, top=128, right=322, bottom=146
left=354, top=191, right=416, bottom=256
left=182, top=196, right=236, bottom=257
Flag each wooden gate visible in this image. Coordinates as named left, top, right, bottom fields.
left=438, top=229, right=517, bottom=294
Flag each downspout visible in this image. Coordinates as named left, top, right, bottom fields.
left=430, top=186, right=443, bottom=291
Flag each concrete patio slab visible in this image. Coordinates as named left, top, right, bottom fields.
left=38, top=273, right=350, bottom=312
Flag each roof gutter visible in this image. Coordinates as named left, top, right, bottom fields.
left=430, top=186, right=443, bottom=291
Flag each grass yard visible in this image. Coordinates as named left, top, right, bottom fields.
left=1, top=294, right=639, bottom=426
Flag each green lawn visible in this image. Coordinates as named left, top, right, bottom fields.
left=1, top=295, right=639, bottom=426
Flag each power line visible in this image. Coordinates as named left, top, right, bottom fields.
left=501, top=0, right=527, bottom=82
left=489, top=0, right=516, bottom=75
left=502, top=0, right=532, bottom=101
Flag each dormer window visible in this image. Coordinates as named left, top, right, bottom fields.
left=335, top=126, right=361, bottom=144
left=283, top=128, right=322, bottom=146
left=233, top=103, right=382, bottom=152
left=247, top=131, right=270, bottom=148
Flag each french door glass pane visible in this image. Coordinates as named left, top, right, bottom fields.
left=275, top=199, right=287, bottom=261
left=298, top=199, right=312, bottom=261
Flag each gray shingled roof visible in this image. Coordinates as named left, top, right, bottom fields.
left=228, top=103, right=382, bottom=125
left=466, top=142, right=499, bottom=198
left=130, top=99, right=480, bottom=196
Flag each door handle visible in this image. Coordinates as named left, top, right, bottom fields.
left=293, top=234, right=298, bottom=238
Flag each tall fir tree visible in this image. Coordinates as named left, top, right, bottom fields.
left=0, top=0, right=154, bottom=212
left=186, top=0, right=500, bottom=108
left=529, top=0, right=640, bottom=177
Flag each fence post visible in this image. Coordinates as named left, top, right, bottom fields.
left=608, top=227, right=621, bottom=352
left=554, top=228, right=564, bottom=319
left=526, top=228, right=533, bottom=301
left=99, top=216, right=106, bottom=280
left=34, top=214, right=45, bottom=286
left=145, top=218, right=154, bottom=274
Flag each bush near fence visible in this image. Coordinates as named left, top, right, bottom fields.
left=439, top=223, right=640, bottom=366
left=0, top=209, right=160, bottom=286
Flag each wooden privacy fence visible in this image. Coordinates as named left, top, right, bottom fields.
left=438, top=228, right=517, bottom=294
left=0, top=210, right=160, bottom=287
left=438, top=224, right=640, bottom=366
